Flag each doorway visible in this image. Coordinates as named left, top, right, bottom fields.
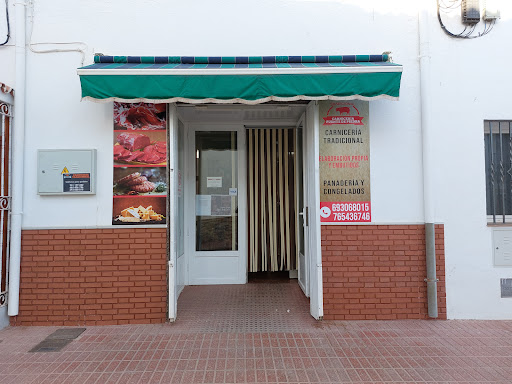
left=171, top=104, right=322, bottom=320
left=245, top=122, right=310, bottom=297
left=247, top=128, right=297, bottom=274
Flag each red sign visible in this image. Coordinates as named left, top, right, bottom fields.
left=323, top=116, right=364, bottom=125
left=320, top=202, right=371, bottom=223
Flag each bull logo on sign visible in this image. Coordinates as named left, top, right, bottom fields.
left=336, top=107, right=351, bottom=115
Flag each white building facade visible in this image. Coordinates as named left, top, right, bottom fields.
left=0, top=0, right=511, bottom=326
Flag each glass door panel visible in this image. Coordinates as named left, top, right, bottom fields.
left=195, top=131, right=238, bottom=251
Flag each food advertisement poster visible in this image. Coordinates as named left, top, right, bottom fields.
left=318, top=100, right=371, bottom=223
left=113, top=102, right=167, bottom=225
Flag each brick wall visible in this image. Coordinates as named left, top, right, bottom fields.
left=322, top=224, right=446, bottom=320
left=10, top=228, right=167, bottom=326
left=12, top=225, right=445, bottom=325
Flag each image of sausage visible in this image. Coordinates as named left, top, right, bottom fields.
left=116, top=172, right=141, bottom=186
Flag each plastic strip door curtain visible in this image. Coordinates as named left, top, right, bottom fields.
left=247, top=128, right=297, bottom=272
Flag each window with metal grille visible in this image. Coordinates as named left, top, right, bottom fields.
left=484, top=121, right=512, bottom=223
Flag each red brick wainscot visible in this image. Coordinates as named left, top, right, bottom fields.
left=322, top=224, right=446, bottom=320
left=10, top=228, right=167, bottom=326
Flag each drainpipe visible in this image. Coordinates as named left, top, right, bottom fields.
left=8, top=0, right=27, bottom=317
left=419, top=0, right=438, bottom=318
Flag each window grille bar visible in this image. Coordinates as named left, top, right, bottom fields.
left=499, top=122, right=506, bottom=223
left=509, top=122, right=512, bottom=221
left=1, top=114, right=4, bottom=196
left=0, top=114, right=4, bottom=298
left=489, top=121, right=496, bottom=223
left=0, top=113, right=4, bottom=302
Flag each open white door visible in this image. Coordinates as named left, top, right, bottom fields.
left=168, top=104, right=178, bottom=321
left=296, top=115, right=309, bottom=297
left=187, top=124, right=247, bottom=285
left=305, top=101, right=323, bottom=320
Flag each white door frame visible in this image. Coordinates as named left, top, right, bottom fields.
left=184, top=123, right=247, bottom=285
left=168, top=103, right=178, bottom=321
left=305, top=101, right=323, bottom=320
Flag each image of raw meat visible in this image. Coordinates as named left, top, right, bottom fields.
left=117, top=132, right=150, bottom=151
left=114, top=102, right=166, bottom=130
left=113, top=131, right=167, bottom=165
left=138, top=144, right=167, bottom=164
left=113, top=144, right=131, bottom=161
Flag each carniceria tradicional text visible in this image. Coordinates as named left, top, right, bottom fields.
left=323, top=129, right=363, bottom=144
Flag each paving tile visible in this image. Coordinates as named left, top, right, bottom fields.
left=1, top=282, right=512, bottom=383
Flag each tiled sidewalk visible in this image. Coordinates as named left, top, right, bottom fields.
left=0, top=282, right=511, bottom=383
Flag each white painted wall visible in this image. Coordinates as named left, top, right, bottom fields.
left=16, top=0, right=425, bottom=228
left=0, top=0, right=15, bottom=87
left=426, top=3, right=512, bottom=319
left=1, top=0, right=510, bottom=318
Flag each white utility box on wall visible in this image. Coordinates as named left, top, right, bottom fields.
left=37, top=149, right=97, bottom=195
left=492, top=228, right=512, bottom=267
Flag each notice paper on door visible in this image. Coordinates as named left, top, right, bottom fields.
left=211, top=195, right=232, bottom=216
left=207, top=177, right=222, bottom=188
left=196, top=195, right=212, bottom=216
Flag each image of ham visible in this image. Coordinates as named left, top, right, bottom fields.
left=117, top=132, right=151, bottom=151
left=114, top=103, right=166, bottom=130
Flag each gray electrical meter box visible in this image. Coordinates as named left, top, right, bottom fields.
left=37, top=149, right=97, bottom=195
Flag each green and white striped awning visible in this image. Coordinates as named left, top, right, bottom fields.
left=77, top=55, right=403, bottom=104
